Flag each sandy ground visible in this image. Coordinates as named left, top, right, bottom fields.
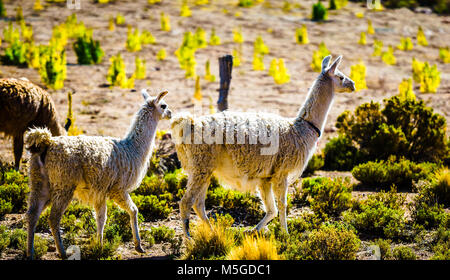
left=0, top=0, right=449, bottom=260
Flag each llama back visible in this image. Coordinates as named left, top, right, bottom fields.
left=0, top=78, right=65, bottom=137
left=25, top=129, right=146, bottom=205
left=171, top=111, right=316, bottom=180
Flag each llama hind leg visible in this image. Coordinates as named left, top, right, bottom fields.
left=49, top=187, right=75, bottom=259
left=180, top=172, right=212, bottom=238
left=26, top=191, right=49, bottom=259
left=26, top=156, right=50, bottom=259
left=193, top=183, right=211, bottom=229
left=253, top=179, right=277, bottom=232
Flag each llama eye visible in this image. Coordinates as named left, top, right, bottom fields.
left=339, top=76, right=344, bottom=81
left=161, top=104, right=167, bottom=109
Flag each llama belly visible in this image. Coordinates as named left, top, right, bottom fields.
left=213, top=168, right=262, bottom=194
left=213, top=156, right=264, bottom=194
left=73, top=182, right=105, bottom=207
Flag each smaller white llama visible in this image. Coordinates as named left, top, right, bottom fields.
left=24, top=90, right=171, bottom=259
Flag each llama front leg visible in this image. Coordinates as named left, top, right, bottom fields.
left=94, top=200, right=107, bottom=245
left=254, top=179, right=277, bottom=232
left=13, top=135, right=24, bottom=170
left=273, top=177, right=289, bottom=234
left=113, top=192, right=144, bottom=253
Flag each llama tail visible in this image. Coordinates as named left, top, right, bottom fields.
left=24, top=127, right=53, bottom=154
left=170, top=112, right=194, bottom=145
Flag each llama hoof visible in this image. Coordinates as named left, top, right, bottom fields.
left=135, top=244, right=145, bottom=254
left=182, top=218, right=191, bottom=239
left=184, top=231, right=191, bottom=239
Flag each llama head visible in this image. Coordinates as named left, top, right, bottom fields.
left=321, top=55, right=355, bottom=93
left=141, top=89, right=172, bottom=120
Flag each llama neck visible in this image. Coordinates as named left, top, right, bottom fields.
left=295, top=74, right=334, bottom=133
left=124, top=107, right=158, bottom=161
left=49, top=120, right=67, bottom=136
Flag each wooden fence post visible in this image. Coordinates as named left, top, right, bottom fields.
left=217, top=55, right=233, bottom=112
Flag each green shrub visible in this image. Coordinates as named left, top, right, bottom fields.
left=73, top=32, right=104, bottom=64
left=429, top=168, right=450, bottom=207
left=384, top=0, right=417, bottom=9
left=431, top=224, right=450, bottom=260
left=131, top=194, right=173, bottom=221
left=126, top=27, right=141, bottom=52
left=312, top=1, right=327, bottom=21
left=343, top=188, right=406, bottom=239
left=271, top=212, right=323, bottom=256
left=351, top=157, right=438, bottom=189
left=323, top=134, right=364, bottom=171
left=270, top=212, right=319, bottom=241
left=206, top=181, right=264, bottom=224
left=298, top=177, right=353, bottom=219
left=134, top=174, right=166, bottom=196
left=410, top=170, right=449, bottom=229
left=37, top=200, right=96, bottom=245
left=0, top=199, right=13, bottom=218
left=106, top=52, right=134, bottom=88
left=182, top=215, right=235, bottom=260
left=411, top=200, right=446, bottom=230
left=336, top=95, right=447, bottom=164
left=104, top=202, right=144, bottom=242
left=0, top=169, right=29, bottom=217
left=311, top=42, right=330, bottom=72
left=329, top=0, right=348, bottom=9
left=433, top=0, right=450, bottom=14
left=38, top=44, right=67, bottom=90
left=141, top=30, right=156, bottom=45
left=439, top=47, right=450, bottom=63
left=372, top=238, right=393, bottom=260
left=164, top=169, right=187, bottom=194
left=0, top=0, right=6, bottom=18
left=283, top=223, right=360, bottom=260
left=238, top=0, right=255, bottom=7
left=0, top=225, right=10, bottom=255
left=133, top=169, right=187, bottom=204
left=2, top=38, right=28, bottom=67
left=150, top=226, right=175, bottom=243
left=416, top=61, right=441, bottom=93
left=393, top=246, right=416, bottom=260
left=9, top=228, right=48, bottom=259
left=134, top=56, right=146, bottom=80
left=302, top=153, right=324, bottom=176
left=80, top=235, right=121, bottom=260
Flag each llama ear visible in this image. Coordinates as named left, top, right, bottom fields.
left=321, top=55, right=332, bottom=73
left=154, top=90, right=168, bottom=104
left=327, top=55, right=342, bottom=74
left=141, top=89, right=150, bottom=101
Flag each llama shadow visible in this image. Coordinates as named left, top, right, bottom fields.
left=352, top=183, right=414, bottom=193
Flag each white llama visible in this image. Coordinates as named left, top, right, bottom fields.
left=171, top=55, right=355, bottom=237
left=24, top=90, right=171, bottom=259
